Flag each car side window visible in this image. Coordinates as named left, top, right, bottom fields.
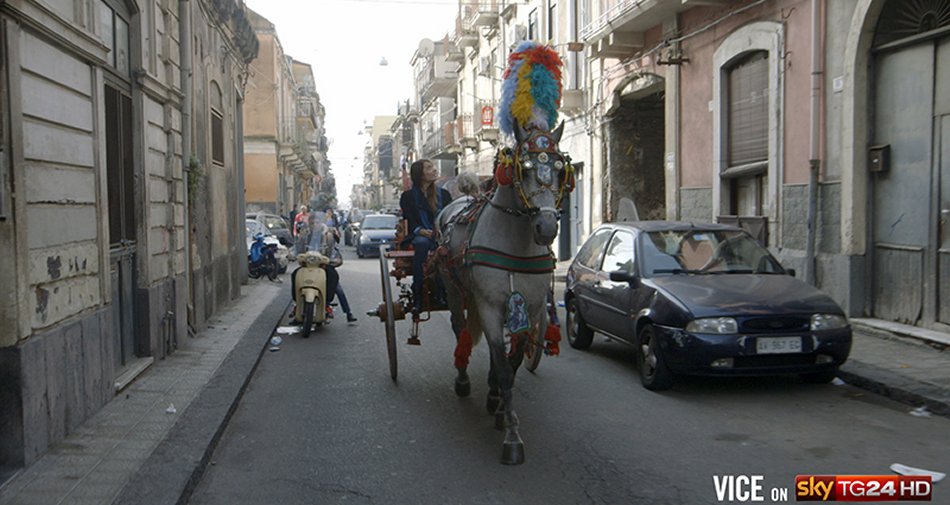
left=601, top=231, right=635, bottom=275
left=576, top=229, right=612, bottom=270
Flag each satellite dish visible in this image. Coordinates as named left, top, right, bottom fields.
left=418, top=38, right=434, bottom=57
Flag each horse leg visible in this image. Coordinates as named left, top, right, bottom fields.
left=488, top=341, right=525, bottom=465
left=486, top=351, right=501, bottom=418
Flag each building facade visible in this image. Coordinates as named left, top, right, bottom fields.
left=0, top=0, right=257, bottom=470
left=580, top=0, right=950, bottom=330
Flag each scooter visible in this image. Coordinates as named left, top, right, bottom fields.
left=248, top=233, right=279, bottom=281
left=291, top=251, right=330, bottom=338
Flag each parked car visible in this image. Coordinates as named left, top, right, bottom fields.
left=355, top=213, right=399, bottom=258
left=246, top=212, right=294, bottom=248
left=245, top=219, right=289, bottom=273
left=564, top=221, right=852, bottom=391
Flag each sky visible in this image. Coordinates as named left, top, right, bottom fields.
left=243, top=0, right=460, bottom=208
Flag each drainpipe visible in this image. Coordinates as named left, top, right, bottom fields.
left=804, top=0, right=822, bottom=285
left=179, top=0, right=194, bottom=326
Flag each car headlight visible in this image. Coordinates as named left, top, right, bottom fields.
left=359, top=235, right=369, bottom=243
left=811, top=314, right=848, bottom=331
left=686, top=317, right=738, bottom=334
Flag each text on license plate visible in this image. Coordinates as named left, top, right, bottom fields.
left=756, top=336, right=802, bottom=354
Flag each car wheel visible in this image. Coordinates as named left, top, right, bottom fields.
left=800, top=368, right=838, bottom=384
left=638, top=325, right=674, bottom=391
left=566, top=297, right=594, bottom=349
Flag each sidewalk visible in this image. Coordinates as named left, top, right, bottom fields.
left=0, top=280, right=288, bottom=505
left=0, top=267, right=946, bottom=505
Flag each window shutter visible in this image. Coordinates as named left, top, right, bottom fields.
left=727, top=51, right=769, bottom=167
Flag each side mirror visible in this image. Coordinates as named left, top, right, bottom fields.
left=609, top=271, right=640, bottom=288
left=786, top=268, right=796, bottom=277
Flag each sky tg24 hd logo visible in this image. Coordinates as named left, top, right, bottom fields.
left=795, top=475, right=932, bottom=501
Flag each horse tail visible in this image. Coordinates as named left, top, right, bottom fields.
left=466, top=303, right=484, bottom=348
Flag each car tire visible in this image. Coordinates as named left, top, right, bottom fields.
left=638, top=325, right=674, bottom=391
left=566, top=297, right=594, bottom=349
left=800, top=368, right=838, bottom=384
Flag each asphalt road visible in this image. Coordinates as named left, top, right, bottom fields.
left=189, top=248, right=950, bottom=505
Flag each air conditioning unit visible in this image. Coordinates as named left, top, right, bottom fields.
left=507, top=24, right=527, bottom=49
left=478, top=57, right=492, bottom=78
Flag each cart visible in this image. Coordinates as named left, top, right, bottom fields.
left=369, top=227, right=546, bottom=381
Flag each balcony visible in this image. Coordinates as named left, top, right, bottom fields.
left=581, top=0, right=730, bottom=53
left=473, top=101, right=499, bottom=143
left=457, top=113, right=477, bottom=149
left=454, top=13, right=478, bottom=49
left=444, top=120, right=461, bottom=154
left=415, top=57, right=458, bottom=105
left=466, top=0, right=499, bottom=29
left=444, top=34, right=465, bottom=63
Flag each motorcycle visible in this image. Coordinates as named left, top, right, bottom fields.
left=248, top=232, right=280, bottom=281
left=291, top=251, right=330, bottom=338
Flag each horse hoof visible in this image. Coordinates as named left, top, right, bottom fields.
left=486, top=395, right=500, bottom=415
left=501, top=441, right=525, bottom=465
left=455, top=378, right=471, bottom=397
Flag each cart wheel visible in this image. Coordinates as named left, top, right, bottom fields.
left=379, top=246, right=398, bottom=380
left=524, top=329, right=543, bottom=373
left=524, top=304, right=551, bottom=373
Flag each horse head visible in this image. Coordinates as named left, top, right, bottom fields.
left=500, top=122, right=574, bottom=246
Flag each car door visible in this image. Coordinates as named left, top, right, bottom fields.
left=597, top=230, right=640, bottom=341
left=571, top=228, right=613, bottom=332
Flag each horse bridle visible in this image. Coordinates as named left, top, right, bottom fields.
left=494, top=132, right=575, bottom=217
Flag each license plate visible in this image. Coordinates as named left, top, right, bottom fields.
left=756, top=336, right=802, bottom=354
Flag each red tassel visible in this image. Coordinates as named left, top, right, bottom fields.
left=454, top=328, right=473, bottom=369
left=544, top=324, right=561, bottom=356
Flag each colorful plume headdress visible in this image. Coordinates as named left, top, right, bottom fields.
left=498, top=41, right=563, bottom=138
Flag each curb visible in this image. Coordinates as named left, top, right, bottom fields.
left=838, top=360, right=949, bottom=417
left=112, top=289, right=291, bottom=505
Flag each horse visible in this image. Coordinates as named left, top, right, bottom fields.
left=435, top=122, right=573, bottom=465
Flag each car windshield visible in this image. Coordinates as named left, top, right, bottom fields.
left=262, top=215, right=287, bottom=230
left=641, top=229, right=784, bottom=276
left=362, top=215, right=398, bottom=230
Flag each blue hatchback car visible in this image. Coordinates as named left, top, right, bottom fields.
left=564, top=222, right=852, bottom=391
left=355, top=214, right=399, bottom=258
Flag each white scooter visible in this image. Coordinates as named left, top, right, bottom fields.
left=291, top=251, right=329, bottom=338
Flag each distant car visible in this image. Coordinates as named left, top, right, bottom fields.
left=564, top=221, right=852, bottom=391
left=245, top=219, right=289, bottom=273
left=355, top=214, right=399, bottom=258
left=246, top=212, right=294, bottom=248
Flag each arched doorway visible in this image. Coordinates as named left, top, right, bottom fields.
left=870, top=0, right=950, bottom=327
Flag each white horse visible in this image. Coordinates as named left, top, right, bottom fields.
left=436, top=123, right=573, bottom=465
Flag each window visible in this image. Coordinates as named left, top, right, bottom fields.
left=211, top=82, right=224, bottom=165
left=548, top=1, right=558, bottom=43
left=602, top=231, right=635, bottom=275
left=712, top=22, right=783, bottom=232
left=725, top=51, right=768, bottom=216
left=727, top=51, right=768, bottom=168
left=576, top=228, right=612, bottom=269
left=99, top=0, right=130, bottom=77
left=528, top=9, right=539, bottom=41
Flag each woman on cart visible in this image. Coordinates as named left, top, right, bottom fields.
left=398, top=159, right=452, bottom=315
